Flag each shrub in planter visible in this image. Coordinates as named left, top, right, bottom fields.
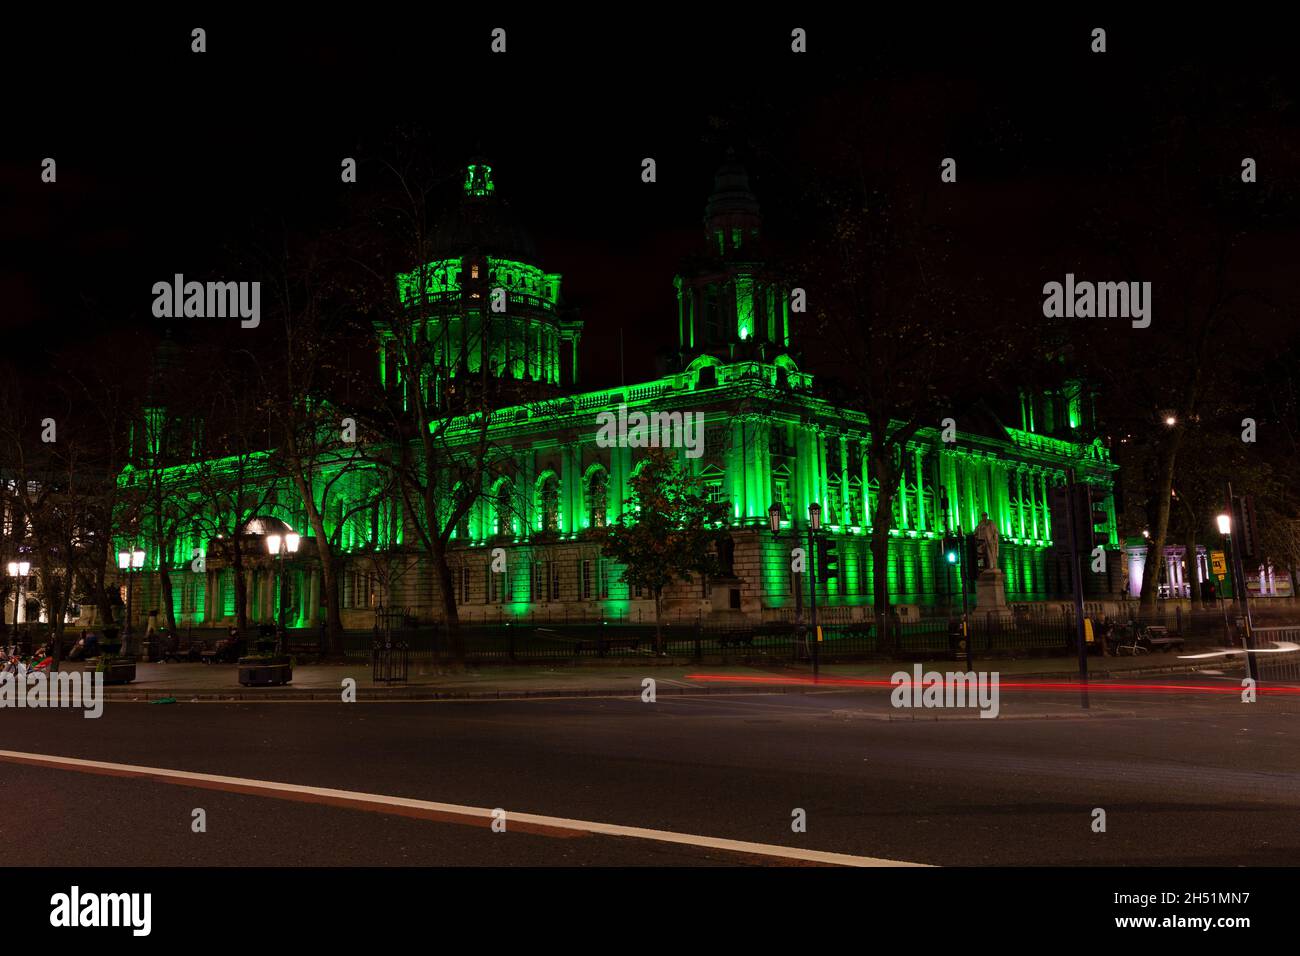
left=96, top=656, right=136, bottom=685
left=237, top=655, right=293, bottom=687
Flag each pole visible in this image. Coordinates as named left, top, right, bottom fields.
left=958, top=528, right=971, bottom=670
left=125, top=571, right=134, bottom=657
left=276, top=550, right=285, bottom=655
left=1066, top=479, right=1090, bottom=709
left=10, top=573, right=18, bottom=656
left=807, top=525, right=819, bottom=680
left=1226, top=483, right=1258, bottom=685
left=1216, top=567, right=1231, bottom=643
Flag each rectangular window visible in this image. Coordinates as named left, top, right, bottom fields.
left=459, top=567, right=471, bottom=605
left=548, top=561, right=561, bottom=601
left=530, top=560, right=542, bottom=602
left=489, top=562, right=509, bottom=603
left=580, top=560, right=592, bottom=600
left=598, top=559, right=610, bottom=599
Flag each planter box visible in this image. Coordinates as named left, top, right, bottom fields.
left=100, top=661, right=137, bottom=685
left=237, top=657, right=293, bottom=687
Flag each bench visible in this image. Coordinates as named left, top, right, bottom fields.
left=1143, top=626, right=1185, bottom=653
left=572, top=637, right=643, bottom=657
left=717, top=632, right=755, bottom=648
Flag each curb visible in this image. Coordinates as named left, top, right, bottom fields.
left=97, top=665, right=1232, bottom=704
left=102, top=683, right=815, bottom=703
left=97, top=659, right=1231, bottom=703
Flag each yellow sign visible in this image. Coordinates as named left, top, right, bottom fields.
left=1084, top=618, right=1095, bottom=643
left=1211, top=551, right=1227, bottom=577
left=816, top=626, right=823, bottom=642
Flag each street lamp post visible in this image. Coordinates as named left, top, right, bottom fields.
left=769, top=502, right=822, bottom=680
left=1219, top=497, right=1259, bottom=684
left=117, top=547, right=145, bottom=657
left=7, top=560, right=30, bottom=655
left=265, top=532, right=300, bottom=655
left=1215, top=513, right=1233, bottom=644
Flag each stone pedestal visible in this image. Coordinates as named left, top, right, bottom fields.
left=975, top=569, right=1009, bottom=610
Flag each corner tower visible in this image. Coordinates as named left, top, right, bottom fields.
left=673, top=156, right=791, bottom=371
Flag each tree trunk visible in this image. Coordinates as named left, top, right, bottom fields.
left=653, top=591, right=663, bottom=656
left=431, top=540, right=463, bottom=666
left=159, top=567, right=178, bottom=637
left=78, top=567, right=116, bottom=635
left=869, top=456, right=898, bottom=651
left=1139, top=433, right=1184, bottom=609
left=232, top=539, right=249, bottom=632
left=1184, top=536, right=1201, bottom=608
left=290, top=468, right=345, bottom=656
left=320, top=558, right=342, bottom=655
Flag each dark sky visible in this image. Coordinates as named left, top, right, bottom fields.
left=4, top=13, right=1298, bottom=396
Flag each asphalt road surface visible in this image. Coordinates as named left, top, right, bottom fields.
left=3, top=676, right=1297, bottom=866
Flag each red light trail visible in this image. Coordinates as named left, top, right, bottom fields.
left=683, top=674, right=1300, bottom=696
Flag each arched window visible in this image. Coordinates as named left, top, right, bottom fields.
left=493, top=479, right=515, bottom=537
left=848, top=477, right=863, bottom=527
left=826, top=475, right=842, bottom=526
left=585, top=468, right=609, bottom=529
left=700, top=465, right=727, bottom=510
left=535, top=472, right=560, bottom=533
left=771, top=463, right=791, bottom=521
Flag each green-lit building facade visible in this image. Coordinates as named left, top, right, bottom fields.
left=114, top=161, right=1121, bottom=633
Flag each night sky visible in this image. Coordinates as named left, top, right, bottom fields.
left=4, top=14, right=1298, bottom=400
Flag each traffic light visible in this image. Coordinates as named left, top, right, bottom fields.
left=1078, top=483, right=1110, bottom=551
left=817, top=538, right=840, bottom=580
left=941, top=536, right=960, bottom=564
left=1048, top=482, right=1111, bottom=555
left=1047, top=484, right=1072, bottom=556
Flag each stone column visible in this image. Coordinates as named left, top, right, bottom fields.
left=561, top=443, right=577, bottom=533
left=794, top=426, right=811, bottom=526
left=728, top=419, right=744, bottom=521
left=522, top=450, right=536, bottom=533
left=839, top=435, right=851, bottom=526
left=1024, top=470, right=1038, bottom=540
left=1040, top=473, right=1052, bottom=541
left=1016, top=468, right=1027, bottom=541
left=860, top=447, right=870, bottom=529
left=914, top=447, right=926, bottom=532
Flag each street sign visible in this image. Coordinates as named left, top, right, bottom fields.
left=1211, top=551, right=1227, bottom=577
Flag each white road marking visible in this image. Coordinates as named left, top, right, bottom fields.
left=1180, top=641, right=1299, bottom=659
left=0, top=749, right=925, bottom=868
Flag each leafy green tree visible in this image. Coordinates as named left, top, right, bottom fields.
left=601, top=452, right=730, bottom=654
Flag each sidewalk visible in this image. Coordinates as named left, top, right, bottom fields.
left=73, top=651, right=1239, bottom=702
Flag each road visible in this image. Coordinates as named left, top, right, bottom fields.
left=3, top=675, right=1298, bottom=866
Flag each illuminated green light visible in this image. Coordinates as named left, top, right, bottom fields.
left=736, top=275, right=754, bottom=342
left=465, top=163, right=495, bottom=197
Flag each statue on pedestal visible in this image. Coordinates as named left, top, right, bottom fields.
left=973, top=512, right=1009, bottom=610
left=974, top=512, right=1000, bottom=572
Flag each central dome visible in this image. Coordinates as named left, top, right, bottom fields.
left=430, top=161, right=539, bottom=262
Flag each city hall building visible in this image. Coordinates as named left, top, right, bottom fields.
left=117, top=160, right=1122, bottom=633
